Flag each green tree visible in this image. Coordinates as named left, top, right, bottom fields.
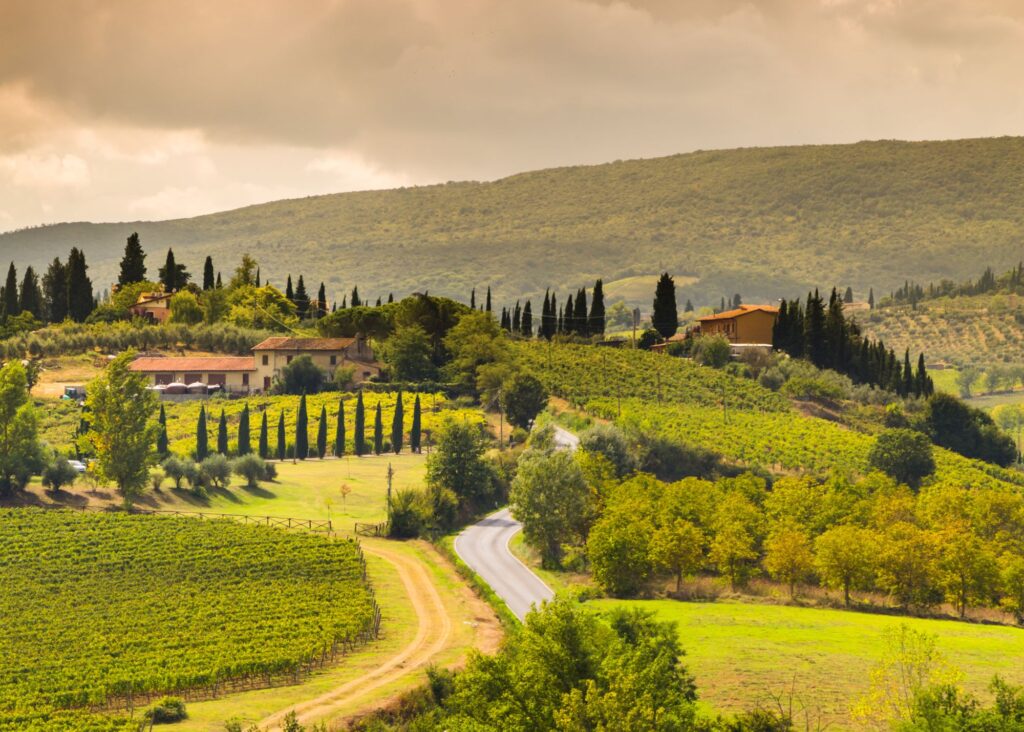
left=42, top=257, right=68, bottom=323
left=383, top=325, right=437, bottom=381
left=426, top=420, right=494, bottom=509
left=764, top=521, right=815, bottom=599
left=66, top=247, right=94, bottom=322
left=86, top=351, right=159, bottom=505
left=992, top=403, right=1024, bottom=459
left=237, top=404, right=251, bottom=456
left=294, top=275, right=310, bottom=319
left=691, top=334, right=732, bottom=368
left=649, top=518, right=705, bottom=593
left=999, top=552, right=1024, bottom=623
left=410, top=394, right=422, bottom=453
left=196, top=406, right=209, bottom=461
left=355, top=391, right=366, bottom=456
left=229, top=253, right=258, bottom=289
left=391, top=392, right=404, bottom=454
left=217, top=410, right=228, bottom=455
left=202, top=255, right=215, bottom=290
left=258, top=410, right=269, bottom=459
left=19, top=266, right=43, bottom=319
left=876, top=523, right=942, bottom=609
left=709, top=521, right=758, bottom=591
left=814, top=524, right=879, bottom=606
left=443, top=310, right=508, bottom=390
left=652, top=272, right=678, bottom=339
left=589, top=502, right=655, bottom=595
left=0, top=360, right=43, bottom=494
left=936, top=525, right=999, bottom=618
left=499, top=373, right=548, bottom=430
left=373, top=402, right=383, bottom=454
left=158, top=248, right=190, bottom=291
left=277, top=354, right=326, bottom=395
left=295, top=394, right=308, bottom=459
left=589, top=278, right=606, bottom=336
left=317, top=405, right=328, bottom=458
left=118, top=232, right=147, bottom=286
left=276, top=411, right=286, bottom=460
left=334, top=399, right=346, bottom=457
left=156, top=404, right=169, bottom=456
left=510, top=450, right=590, bottom=568
left=868, top=428, right=936, bottom=489
left=168, top=291, right=203, bottom=324
left=3, top=262, right=19, bottom=316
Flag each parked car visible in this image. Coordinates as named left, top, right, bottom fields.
left=67, top=460, right=88, bottom=474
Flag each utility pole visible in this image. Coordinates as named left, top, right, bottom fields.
left=386, top=462, right=394, bottom=514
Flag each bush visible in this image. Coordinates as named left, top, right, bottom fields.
left=579, top=424, right=636, bottom=478
left=162, top=456, right=197, bottom=490
left=691, top=335, right=732, bottom=369
left=276, top=355, right=328, bottom=395
left=232, top=454, right=270, bottom=488
left=388, top=487, right=431, bottom=538
left=149, top=469, right=165, bottom=491
left=199, top=454, right=232, bottom=489
left=637, top=328, right=661, bottom=350
left=145, top=696, right=187, bottom=724
left=41, top=457, right=78, bottom=493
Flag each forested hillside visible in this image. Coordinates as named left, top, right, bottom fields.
left=4, top=137, right=1024, bottom=306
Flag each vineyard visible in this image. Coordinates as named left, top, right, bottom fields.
left=512, top=341, right=789, bottom=412
left=589, top=397, right=1024, bottom=492
left=0, top=509, right=379, bottom=731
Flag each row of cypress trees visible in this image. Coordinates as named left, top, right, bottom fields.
left=2, top=249, right=94, bottom=323
left=175, top=393, right=424, bottom=461
left=537, top=280, right=606, bottom=339
left=773, top=288, right=934, bottom=397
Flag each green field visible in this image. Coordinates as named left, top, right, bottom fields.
left=589, top=599, right=1024, bottom=729
left=0, top=509, right=377, bottom=731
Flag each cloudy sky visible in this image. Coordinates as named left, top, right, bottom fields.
left=2, top=0, right=1023, bottom=230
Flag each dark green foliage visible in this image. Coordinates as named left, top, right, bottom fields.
left=66, top=248, right=94, bottom=322
left=316, top=282, right=327, bottom=319
left=145, top=696, right=187, bottom=724
left=276, top=411, right=286, bottom=460
left=295, top=395, right=308, bottom=459
left=652, top=272, right=678, bottom=339
left=258, top=411, right=269, bottom=459
left=521, top=300, right=533, bottom=337
left=485, top=286, right=491, bottom=313
left=355, top=391, right=366, bottom=456
left=217, top=410, right=228, bottom=455
left=285, top=275, right=294, bottom=302
left=158, top=248, right=190, bottom=291
left=574, top=288, right=588, bottom=336
left=589, top=279, right=605, bottom=336
left=42, top=457, right=78, bottom=493
left=410, top=395, right=422, bottom=453
left=42, top=257, right=68, bottom=323
left=500, top=373, right=548, bottom=429
left=118, top=233, right=147, bottom=286
left=237, top=404, right=251, bottom=456
left=391, top=392, right=404, bottom=454
left=868, top=428, right=936, bottom=488
left=3, top=262, right=19, bottom=316
left=202, top=256, right=215, bottom=290
left=278, top=354, right=326, bottom=394
left=18, top=266, right=42, bottom=319
left=196, top=406, right=208, bottom=461
left=294, top=275, right=310, bottom=319
left=157, top=404, right=168, bottom=456
left=925, top=392, right=1017, bottom=466
left=351, top=285, right=361, bottom=307
left=637, top=328, right=661, bottom=350
left=334, top=399, right=346, bottom=457
left=374, top=403, right=383, bottom=455
left=317, top=405, right=327, bottom=458
left=426, top=421, right=495, bottom=510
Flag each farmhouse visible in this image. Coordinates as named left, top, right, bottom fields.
left=128, top=291, right=173, bottom=323
left=696, top=304, right=779, bottom=345
left=129, top=356, right=255, bottom=393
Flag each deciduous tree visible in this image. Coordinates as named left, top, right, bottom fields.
left=511, top=450, right=590, bottom=568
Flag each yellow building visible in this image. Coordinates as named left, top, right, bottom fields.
left=252, top=337, right=379, bottom=392
left=129, top=291, right=173, bottom=323
left=129, top=356, right=255, bottom=392
left=697, top=304, right=779, bottom=344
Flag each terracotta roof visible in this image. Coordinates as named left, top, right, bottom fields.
left=134, top=291, right=172, bottom=306
left=252, top=337, right=355, bottom=351
left=129, top=356, right=255, bottom=372
left=698, top=304, right=779, bottom=322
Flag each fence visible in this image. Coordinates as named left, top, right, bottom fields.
left=136, top=508, right=333, bottom=532
left=354, top=520, right=389, bottom=537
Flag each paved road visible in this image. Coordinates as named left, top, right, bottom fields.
left=454, top=424, right=577, bottom=622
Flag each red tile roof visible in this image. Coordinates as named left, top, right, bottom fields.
left=252, top=337, right=355, bottom=351
left=129, top=356, right=255, bottom=372
left=698, top=304, right=779, bottom=322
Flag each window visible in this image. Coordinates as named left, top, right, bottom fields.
left=242, top=373, right=250, bottom=386
left=155, top=373, right=173, bottom=385
left=286, top=355, right=293, bottom=364
left=208, top=373, right=226, bottom=386
left=330, top=355, right=337, bottom=365
left=184, top=372, right=202, bottom=384
left=262, top=354, right=269, bottom=366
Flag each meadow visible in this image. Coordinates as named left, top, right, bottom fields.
left=588, top=599, right=1024, bottom=730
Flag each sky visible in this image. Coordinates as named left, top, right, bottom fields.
left=2, top=0, right=1024, bottom=231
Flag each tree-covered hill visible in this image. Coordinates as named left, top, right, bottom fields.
left=5, top=136, right=1024, bottom=306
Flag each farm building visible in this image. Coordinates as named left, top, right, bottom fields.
left=129, top=356, right=255, bottom=393
left=128, top=291, right=173, bottom=323
left=696, top=304, right=779, bottom=345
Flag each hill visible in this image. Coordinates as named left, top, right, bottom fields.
left=4, top=136, right=1024, bottom=307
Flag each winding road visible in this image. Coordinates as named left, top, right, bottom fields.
left=454, top=425, right=577, bottom=621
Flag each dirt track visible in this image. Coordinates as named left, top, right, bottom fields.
left=257, top=541, right=458, bottom=731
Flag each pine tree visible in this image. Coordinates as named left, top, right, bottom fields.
left=316, top=282, right=327, bottom=319
left=294, top=275, right=310, bottom=318
left=217, top=410, right=228, bottom=455
left=238, top=404, right=251, bottom=456
left=258, top=411, right=269, bottom=459
left=521, top=300, right=533, bottom=337
left=652, top=272, right=678, bottom=339
left=485, top=286, right=492, bottom=313
left=19, top=266, right=42, bottom=319
left=589, top=279, right=605, bottom=336
left=4, top=263, right=19, bottom=316
left=334, top=399, right=346, bottom=457
left=374, top=402, right=384, bottom=455
left=574, top=289, right=588, bottom=336
left=285, top=275, right=294, bottom=303
left=276, top=412, right=286, bottom=460
left=684, top=299, right=694, bottom=312
left=843, top=286, right=854, bottom=304
left=392, top=392, right=404, bottom=454
left=317, top=405, right=328, bottom=458
left=118, top=233, right=147, bottom=286
left=42, top=257, right=68, bottom=323
left=158, top=248, right=189, bottom=291
left=410, top=395, right=422, bottom=453
left=203, top=256, right=215, bottom=290
left=295, top=394, right=308, bottom=459
left=156, top=404, right=168, bottom=456
left=355, top=391, right=367, bottom=456
left=351, top=286, right=361, bottom=307
left=196, top=406, right=209, bottom=460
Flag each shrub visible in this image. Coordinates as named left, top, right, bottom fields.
left=149, top=469, right=165, bottom=491
left=232, top=454, right=270, bottom=488
left=277, top=355, right=327, bottom=395
left=162, top=456, right=197, bottom=490
left=41, top=457, right=78, bottom=493
left=691, top=334, right=732, bottom=369
left=145, top=696, right=187, bottom=724
left=579, top=424, right=636, bottom=478
left=388, top=487, right=430, bottom=538
left=199, top=454, right=232, bottom=489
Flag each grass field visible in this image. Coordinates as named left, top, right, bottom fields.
left=588, top=599, right=1024, bottom=729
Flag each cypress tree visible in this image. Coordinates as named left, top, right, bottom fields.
left=203, top=256, right=215, bottom=290
left=375, top=297, right=382, bottom=307
left=772, top=300, right=788, bottom=351
left=295, top=394, right=308, bottom=459
left=374, top=402, right=384, bottom=455
left=512, top=301, right=521, bottom=333
left=732, top=293, right=742, bottom=308
left=255, top=268, right=261, bottom=287
left=410, top=394, right=422, bottom=453
left=868, top=288, right=875, bottom=309
left=217, top=410, right=228, bottom=455
left=4, top=263, right=19, bottom=316
left=824, top=288, right=846, bottom=371
left=277, top=412, right=286, bottom=460
left=294, top=275, right=310, bottom=318
left=156, top=404, right=168, bottom=456
left=804, top=290, right=827, bottom=367
left=564, top=296, right=575, bottom=334
left=216, top=272, right=223, bottom=288
left=684, top=299, right=694, bottom=312
left=485, top=286, right=492, bottom=313
left=355, top=391, right=366, bottom=455
left=522, top=300, right=533, bottom=337
left=334, top=399, right=346, bottom=457
left=258, top=411, right=269, bottom=459
left=351, top=286, right=361, bottom=307
left=903, top=350, right=914, bottom=397
left=316, top=282, right=327, bottom=319
left=470, top=288, right=476, bottom=309
left=238, top=404, right=251, bottom=455
left=317, top=405, right=328, bottom=458
left=196, top=406, right=209, bottom=460
left=392, top=392, right=404, bottom=454
left=843, top=286, right=854, bottom=304
left=501, top=307, right=511, bottom=332
left=42, top=257, right=68, bottom=323
left=574, top=289, right=588, bottom=336
left=589, top=279, right=605, bottom=336
left=159, top=248, right=189, bottom=291
left=721, top=297, right=726, bottom=312
left=19, top=266, right=42, bottom=319
left=388, top=293, right=394, bottom=303
left=285, top=275, right=294, bottom=303
left=652, top=272, right=678, bottom=339
left=118, top=233, right=147, bottom=286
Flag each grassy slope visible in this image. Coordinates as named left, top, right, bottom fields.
left=590, top=599, right=1024, bottom=730
left=5, top=137, right=1024, bottom=305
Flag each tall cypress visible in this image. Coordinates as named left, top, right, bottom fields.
left=3, top=263, right=19, bottom=316
left=258, top=411, right=269, bottom=459
left=295, top=394, right=308, bottom=459
left=804, top=290, right=827, bottom=367
left=316, top=282, right=327, bottom=319
left=351, top=286, right=361, bottom=307
left=217, top=410, right=228, bottom=455
left=334, top=399, right=346, bottom=457
left=159, top=248, right=189, bottom=291
left=564, top=296, right=575, bottom=335
left=485, top=286, right=492, bottom=313
left=521, top=300, right=533, bottom=337
left=255, top=267, right=261, bottom=287
left=276, top=412, right=286, bottom=460
left=238, top=404, right=251, bottom=455
left=410, top=394, right=422, bottom=453
left=42, top=258, right=68, bottom=323
left=317, top=405, right=328, bottom=458
left=574, top=288, right=588, bottom=336
left=354, top=391, right=366, bottom=456
left=285, top=275, right=294, bottom=303
left=589, top=279, right=606, bottom=336
left=374, top=402, right=384, bottom=455
left=294, top=275, right=310, bottom=318
left=868, top=288, right=875, bottom=309
left=203, top=256, right=215, bottom=290
left=156, top=404, right=168, bottom=456
left=391, top=392, right=404, bottom=454
left=512, top=301, right=521, bottom=333
left=903, top=350, right=914, bottom=397
left=117, top=233, right=147, bottom=286
left=470, top=288, right=476, bottom=309
left=196, top=406, right=209, bottom=461
left=652, top=273, right=678, bottom=339
left=216, top=272, right=223, bottom=288
left=19, top=266, right=42, bottom=319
